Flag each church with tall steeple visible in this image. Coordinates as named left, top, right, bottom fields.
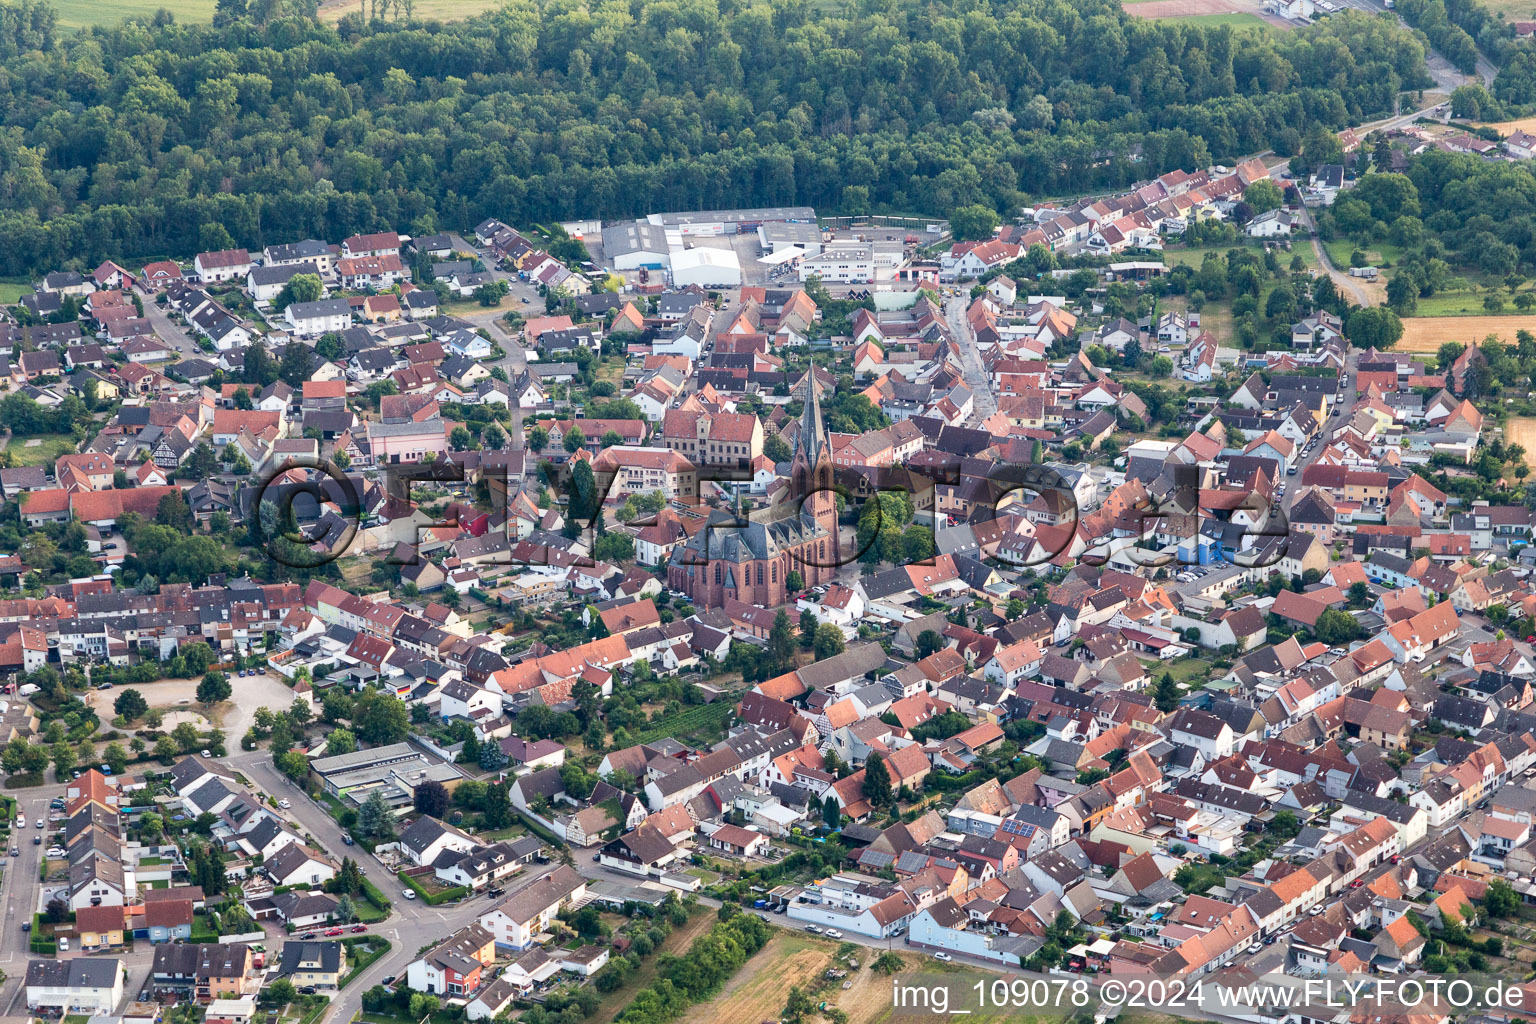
left=666, top=373, right=840, bottom=609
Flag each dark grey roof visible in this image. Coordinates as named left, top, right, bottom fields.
left=27, top=957, right=121, bottom=990
left=277, top=940, right=342, bottom=976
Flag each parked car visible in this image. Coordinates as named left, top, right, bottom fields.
left=325, top=928, right=344, bottom=937
left=342, top=833, right=354, bottom=846
left=32, top=836, right=40, bottom=845
left=278, top=799, right=291, bottom=809
left=59, top=938, right=68, bottom=951
left=403, top=889, right=417, bottom=900
left=825, top=929, right=843, bottom=939
left=21, top=921, right=29, bottom=932
left=299, top=932, right=318, bottom=940
left=350, top=925, right=367, bottom=933
left=933, top=952, right=953, bottom=962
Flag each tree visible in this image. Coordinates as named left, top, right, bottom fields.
left=950, top=204, right=1000, bottom=242
left=51, top=741, right=75, bottom=779
left=173, top=721, right=201, bottom=753
left=233, top=387, right=253, bottom=410
left=483, top=423, right=505, bottom=449
left=114, top=688, right=149, bottom=721
left=1346, top=306, right=1403, bottom=350
left=1153, top=672, right=1181, bottom=712
left=863, top=752, right=891, bottom=806
left=1244, top=179, right=1283, bottom=214
left=450, top=426, right=477, bottom=451
left=353, top=692, right=410, bottom=746
left=799, top=610, right=817, bottom=649
left=783, top=987, right=816, bottom=1024
left=823, top=794, right=841, bottom=827
left=154, top=736, right=179, bottom=762
left=479, top=742, right=509, bottom=772
left=273, top=273, right=323, bottom=312
left=563, top=426, right=587, bottom=453
left=156, top=491, right=194, bottom=532
left=764, top=433, right=792, bottom=463
left=413, top=779, right=450, bottom=818
left=1486, top=877, right=1520, bottom=917
left=278, top=341, right=313, bottom=388
left=103, top=742, right=128, bottom=775
left=812, top=622, right=846, bottom=660
left=915, top=630, right=944, bottom=659
left=261, top=979, right=298, bottom=1007
left=483, top=781, right=512, bottom=829
left=327, top=728, right=357, bottom=756
left=769, top=609, right=796, bottom=671
left=356, top=790, right=396, bottom=843
left=785, top=569, right=803, bottom=593
left=335, top=893, right=357, bottom=924
left=1348, top=581, right=1371, bottom=608
left=1314, top=607, right=1366, bottom=646
left=197, top=671, right=231, bottom=706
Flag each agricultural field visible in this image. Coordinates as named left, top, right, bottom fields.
left=680, top=933, right=1006, bottom=1024
left=1396, top=315, right=1536, bottom=353
left=51, top=0, right=213, bottom=28
left=1475, top=0, right=1536, bottom=22
left=317, top=0, right=502, bottom=20
left=631, top=701, right=735, bottom=746
left=1506, top=418, right=1536, bottom=470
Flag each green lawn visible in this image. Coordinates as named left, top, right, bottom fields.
left=50, top=0, right=212, bottom=28
left=1323, top=238, right=1409, bottom=271
left=1159, top=656, right=1214, bottom=687
left=1156, top=12, right=1277, bottom=28
left=7, top=434, right=77, bottom=466
left=1409, top=291, right=1536, bottom=316
left=339, top=936, right=392, bottom=988
left=0, top=281, right=28, bottom=304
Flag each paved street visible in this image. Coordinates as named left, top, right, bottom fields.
left=1282, top=351, right=1359, bottom=516
left=0, top=787, right=58, bottom=1017
left=944, top=294, right=998, bottom=425
left=141, top=299, right=206, bottom=363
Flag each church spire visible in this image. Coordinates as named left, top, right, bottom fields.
left=795, top=369, right=826, bottom=466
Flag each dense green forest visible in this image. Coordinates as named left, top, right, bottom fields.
left=0, top=0, right=1435, bottom=276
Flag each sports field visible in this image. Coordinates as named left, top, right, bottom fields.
left=1123, top=0, right=1291, bottom=26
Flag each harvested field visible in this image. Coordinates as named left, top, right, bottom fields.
left=1396, top=315, right=1536, bottom=353
left=1505, top=418, right=1536, bottom=470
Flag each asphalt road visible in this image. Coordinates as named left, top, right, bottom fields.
left=0, top=787, right=59, bottom=1017
left=944, top=293, right=999, bottom=425
left=1282, top=351, right=1360, bottom=515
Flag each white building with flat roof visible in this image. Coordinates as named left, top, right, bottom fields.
left=799, top=243, right=874, bottom=284
left=670, top=246, right=742, bottom=287
left=759, top=221, right=824, bottom=256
